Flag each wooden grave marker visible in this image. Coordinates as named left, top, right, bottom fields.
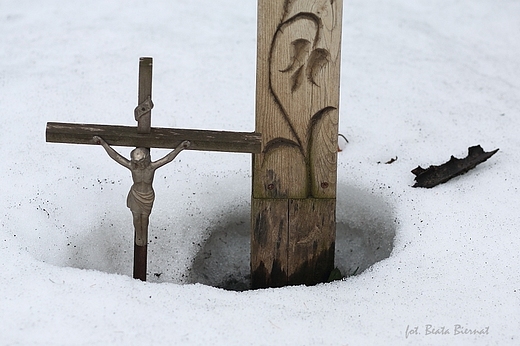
left=46, top=57, right=261, bottom=281
left=251, top=0, right=343, bottom=288
left=48, top=0, right=343, bottom=288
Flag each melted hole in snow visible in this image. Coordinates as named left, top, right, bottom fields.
left=189, top=185, right=396, bottom=291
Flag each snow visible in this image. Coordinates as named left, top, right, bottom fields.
left=1, top=0, right=519, bottom=345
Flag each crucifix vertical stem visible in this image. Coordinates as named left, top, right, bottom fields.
left=136, top=57, right=153, bottom=134
left=134, top=57, right=153, bottom=281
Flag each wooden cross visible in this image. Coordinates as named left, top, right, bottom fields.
left=46, top=57, right=261, bottom=281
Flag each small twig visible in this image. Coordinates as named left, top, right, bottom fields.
left=385, top=156, right=398, bottom=164
left=338, top=133, right=349, bottom=152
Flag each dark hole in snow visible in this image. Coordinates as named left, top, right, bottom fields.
left=189, top=185, right=396, bottom=291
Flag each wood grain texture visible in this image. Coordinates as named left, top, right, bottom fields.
left=251, top=198, right=289, bottom=288
left=136, top=57, right=152, bottom=134
left=133, top=244, right=147, bottom=281
left=46, top=122, right=262, bottom=153
left=251, top=197, right=336, bottom=288
left=287, top=198, right=335, bottom=285
left=253, top=0, right=343, bottom=199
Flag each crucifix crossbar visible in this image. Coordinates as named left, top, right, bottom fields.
left=46, top=57, right=261, bottom=281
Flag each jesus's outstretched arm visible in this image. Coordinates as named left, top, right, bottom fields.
left=93, top=136, right=131, bottom=169
left=151, top=140, right=190, bottom=170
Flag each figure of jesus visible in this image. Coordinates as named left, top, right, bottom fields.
left=93, top=136, right=190, bottom=246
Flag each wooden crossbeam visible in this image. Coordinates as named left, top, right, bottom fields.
left=46, top=122, right=262, bottom=154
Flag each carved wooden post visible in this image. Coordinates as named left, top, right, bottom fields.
left=252, top=0, right=343, bottom=288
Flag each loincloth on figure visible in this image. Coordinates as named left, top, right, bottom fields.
left=127, top=186, right=155, bottom=215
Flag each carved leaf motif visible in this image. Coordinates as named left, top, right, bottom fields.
left=291, top=65, right=305, bottom=93
left=270, top=14, right=331, bottom=156
left=280, top=39, right=311, bottom=73
left=282, top=0, right=341, bottom=62
left=279, top=39, right=312, bottom=92
left=306, top=48, right=330, bottom=86
left=309, top=107, right=338, bottom=198
left=278, top=40, right=330, bottom=91
left=261, top=0, right=341, bottom=198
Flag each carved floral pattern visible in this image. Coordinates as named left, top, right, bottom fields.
left=263, top=0, right=341, bottom=197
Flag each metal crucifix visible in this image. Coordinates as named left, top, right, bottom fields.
left=46, top=57, right=261, bottom=281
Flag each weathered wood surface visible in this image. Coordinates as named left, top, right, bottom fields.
left=251, top=0, right=343, bottom=288
left=133, top=57, right=153, bottom=280
left=251, top=199, right=289, bottom=287
left=133, top=243, right=147, bottom=281
left=46, top=122, right=262, bottom=154
left=287, top=198, right=336, bottom=284
left=136, top=57, right=153, bottom=134
left=252, top=198, right=336, bottom=288
left=253, top=0, right=343, bottom=199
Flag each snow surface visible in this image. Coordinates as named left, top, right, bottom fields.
left=1, top=0, right=519, bottom=345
